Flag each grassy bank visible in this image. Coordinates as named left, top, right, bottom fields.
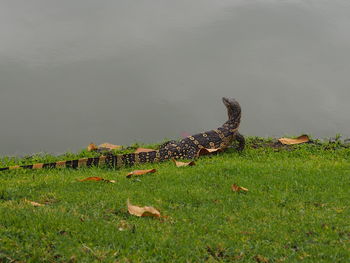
left=0, top=137, right=349, bottom=262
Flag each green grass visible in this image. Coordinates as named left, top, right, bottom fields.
left=0, top=137, right=349, bottom=262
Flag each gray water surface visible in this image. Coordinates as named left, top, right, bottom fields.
left=1, top=0, right=350, bottom=156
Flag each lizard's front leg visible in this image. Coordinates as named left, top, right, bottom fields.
left=235, top=132, right=245, bottom=151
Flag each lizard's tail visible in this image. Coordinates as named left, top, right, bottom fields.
left=0, top=150, right=162, bottom=172
left=0, top=156, right=109, bottom=171
left=106, top=150, right=162, bottom=168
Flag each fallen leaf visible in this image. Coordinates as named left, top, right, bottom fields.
left=127, top=199, right=160, bottom=217
left=254, top=255, right=269, bottom=263
left=126, top=169, right=156, bottom=178
left=198, top=148, right=223, bottom=156
left=231, top=184, right=249, bottom=192
left=78, top=176, right=103, bottom=181
left=25, top=199, right=45, bottom=207
left=278, top=135, right=309, bottom=145
left=172, top=159, right=195, bottom=167
left=134, top=148, right=155, bottom=153
left=87, top=143, right=98, bottom=152
left=98, top=143, right=122, bottom=150
left=77, top=176, right=115, bottom=183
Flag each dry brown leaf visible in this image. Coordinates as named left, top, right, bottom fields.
left=78, top=176, right=103, bottom=182
left=172, top=159, right=195, bottom=167
left=126, top=169, right=156, bottom=178
left=198, top=148, right=223, bottom=156
left=254, top=255, right=269, bottom=263
left=231, top=184, right=249, bottom=192
left=127, top=199, right=160, bottom=217
left=106, top=179, right=116, bottom=183
left=278, top=135, right=309, bottom=145
left=134, top=148, right=155, bottom=153
left=78, top=176, right=115, bottom=183
left=87, top=143, right=98, bottom=152
left=25, top=199, right=45, bottom=207
left=98, top=143, right=122, bottom=150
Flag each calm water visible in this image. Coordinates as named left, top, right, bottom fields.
left=1, top=0, right=350, bottom=156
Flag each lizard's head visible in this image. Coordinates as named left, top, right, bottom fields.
left=222, top=97, right=241, bottom=122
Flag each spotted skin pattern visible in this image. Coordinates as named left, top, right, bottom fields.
left=156, top=97, right=244, bottom=159
left=0, top=97, right=244, bottom=171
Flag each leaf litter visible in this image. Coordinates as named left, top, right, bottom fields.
left=87, top=142, right=122, bottom=151
left=134, top=148, right=155, bottom=153
left=172, top=159, right=195, bottom=167
left=231, top=184, right=248, bottom=192
left=278, top=135, right=309, bottom=145
left=198, top=148, right=223, bottom=156
left=25, top=199, right=45, bottom=207
left=126, top=169, right=156, bottom=178
left=77, top=177, right=115, bottom=183
left=127, top=199, right=160, bottom=217
left=87, top=143, right=98, bottom=152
